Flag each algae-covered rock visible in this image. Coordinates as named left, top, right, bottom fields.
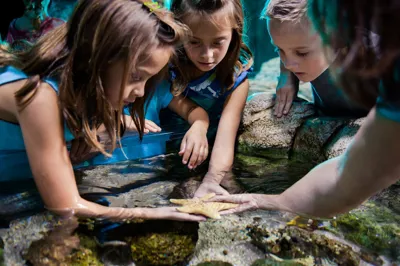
left=251, top=256, right=314, bottom=266
left=196, top=261, right=233, bottom=266
left=66, top=235, right=103, bottom=266
left=335, top=202, right=400, bottom=260
left=0, top=248, right=4, bottom=266
left=129, top=232, right=196, bottom=265
left=24, top=217, right=80, bottom=266
left=248, top=223, right=373, bottom=266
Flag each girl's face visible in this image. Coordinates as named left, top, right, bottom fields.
left=183, top=13, right=233, bottom=73
left=103, top=47, right=171, bottom=109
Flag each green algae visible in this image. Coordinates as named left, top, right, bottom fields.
left=129, top=232, right=196, bottom=265
left=196, top=261, right=233, bottom=266
left=66, top=235, right=103, bottom=266
left=335, top=202, right=400, bottom=260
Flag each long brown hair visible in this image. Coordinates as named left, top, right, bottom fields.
left=308, top=0, right=399, bottom=107
left=170, top=0, right=253, bottom=95
left=0, top=0, right=185, bottom=155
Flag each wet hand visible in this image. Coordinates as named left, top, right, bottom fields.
left=69, top=137, right=100, bottom=164
left=194, top=180, right=229, bottom=198
left=143, top=207, right=207, bottom=222
left=179, top=121, right=208, bottom=169
left=274, top=85, right=297, bottom=118
left=209, top=194, right=261, bottom=215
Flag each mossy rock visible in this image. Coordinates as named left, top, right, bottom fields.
left=0, top=248, right=4, bottom=266
left=248, top=224, right=366, bottom=266
left=335, top=202, right=400, bottom=260
left=251, top=257, right=313, bottom=266
left=66, top=235, right=103, bottom=266
left=196, top=261, right=233, bottom=266
left=129, top=232, right=196, bottom=265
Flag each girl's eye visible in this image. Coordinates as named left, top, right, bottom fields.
left=296, top=51, right=309, bottom=57
left=130, top=74, right=141, bottom=82
left=189, top=40, right=200, bottom=46
left=213, top=41, right=224, bottom=46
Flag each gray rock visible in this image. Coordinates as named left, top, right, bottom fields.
left=324, top=118, right=365, bottom=159
left=239, top=93, right=315, bottom=158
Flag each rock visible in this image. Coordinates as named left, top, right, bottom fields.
left=324, top=118, right=365, bottom=159
left=292, top=117, right=347, bottom=163
left=238, top=93, right=315, bottom=158
left=1, top=213, right=63, bottom=265
left=188, top=211, right=292, bottom=266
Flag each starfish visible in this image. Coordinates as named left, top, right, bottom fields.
left=170, top=193, right=238, bottom=219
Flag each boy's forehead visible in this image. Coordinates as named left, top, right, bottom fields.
left=267, top=18, right=319, bottom=48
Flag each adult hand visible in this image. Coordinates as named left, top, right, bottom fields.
left=209, top=194, right=266, bottom=215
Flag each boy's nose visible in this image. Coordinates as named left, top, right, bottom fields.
left=283, top=59, right=298, bottom=72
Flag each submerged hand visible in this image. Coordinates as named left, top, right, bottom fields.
left=179, top=121, right=208, bottom=169
left=194, top=180, right=229, bottom=198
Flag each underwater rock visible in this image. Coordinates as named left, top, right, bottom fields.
left=65, top=235, right=104, bottom=266
left=2, top=212, right=63, bottom=265
left=251, top=256, right=314, bottom=266
left=247, top=222, right=381, bottom=266
left=129, top=232, right=196, bottom=265
left=239, top=93, right=315, bottom=159
left=24, top=217, right=81, bottom=266
left=195, top=261, right=233, bottom=266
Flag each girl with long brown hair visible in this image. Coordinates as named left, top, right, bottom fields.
left=0, top=0, right=204, bottom=222
left=163, top=0, right=253, bottom=198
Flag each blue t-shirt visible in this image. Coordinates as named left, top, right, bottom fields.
left=376, top=59, right=400, bottom=122
left=160, top=64, right=251, bottom=131
left=0, top=66, right=75, bottom=181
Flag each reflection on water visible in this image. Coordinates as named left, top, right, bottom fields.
left=0, top=152, right=312, bottom=225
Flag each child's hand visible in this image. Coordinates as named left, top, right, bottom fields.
left=125, top=115, right=161, bottom=133
left=274, top=85, right=297, bottom=117
left=274, top=62, right=299, bottom=118
left=179, top=121, right=208, bottom=169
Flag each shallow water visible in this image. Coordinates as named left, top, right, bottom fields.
left=1, top=147, right=399, bottom=265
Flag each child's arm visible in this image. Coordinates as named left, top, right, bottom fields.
left=194, top=79, right=249, bottom=198
left=168, top=95, right=209, bottom=169
left=15, top=81, right=204, bottom=222
left=275, top=61, right=299, bottom=117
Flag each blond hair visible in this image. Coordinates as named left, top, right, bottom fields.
left=261, top=0, right=308, bottom=24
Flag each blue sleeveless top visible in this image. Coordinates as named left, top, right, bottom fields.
left=0, top=66, right=75, bottom=181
